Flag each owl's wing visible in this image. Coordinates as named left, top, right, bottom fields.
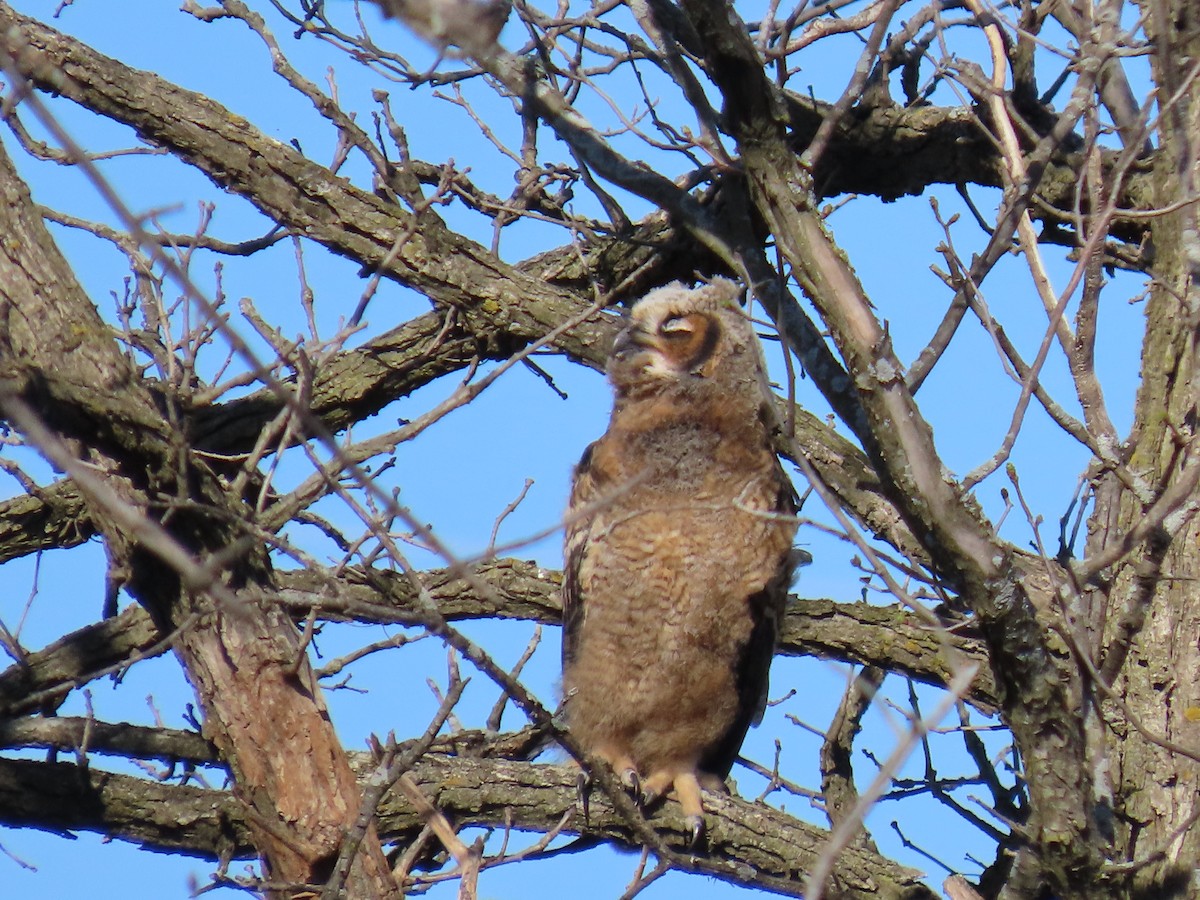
left=700, top=465, right=799, bottom=780
left=561, top=440, right=603, bottom=672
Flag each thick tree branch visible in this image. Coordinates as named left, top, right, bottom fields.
left=0, top=4, right=612, bottom=364
left=0, top=124, right=396, bottom=896
left=0, top=605, right=156, bottom=718
left=0, top=6, right=934, bottom=578
left=0, top=3, right=1193, bottom=898
left=780, top=93, right=1151, bottom=243
left=0, top=480, right=92, bottom=564
left=820, top=666, right=885, bottom=849
left=0, top=558, right=997, bottom=718
left=0, top=361, right=925, bottom=588
left=0, top=715, right=217, bottom=763
left=676, top=0, right=1103, bottom=892
left=0, top=754, right=937, bottom=900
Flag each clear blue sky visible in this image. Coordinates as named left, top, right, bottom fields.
left=0, top=1, right=1149, bottom=897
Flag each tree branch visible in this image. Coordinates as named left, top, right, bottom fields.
left=0, top=754, right=937, bottom=900
left=675, top=0, right=1103, bottom=890
left=0, top=558, right=998, bottom=718
left=0, top=100, right=397, bottom=895
left=0, top=4, right=613, bottom=364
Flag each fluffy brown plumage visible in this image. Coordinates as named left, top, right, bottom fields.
left=372, top=0, right=510, bottom=56
left=561, top=277, right=798, bottom=841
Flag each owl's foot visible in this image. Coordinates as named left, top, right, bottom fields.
left=598, top=750, right=644, bottom=807
left=640, top=769, right=707, bottom=849
left=672, top=771, right=706, bottom=849
left=573, top=762, right=642, bottom=825
left=590, top=748, right=645, bottom=810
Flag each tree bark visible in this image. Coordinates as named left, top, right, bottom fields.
left=2, top=1, right=1194, bottom=897
left=0, top=138, right=396, bottom=897
left=0, top=751, right=938, bottom=900
left=0, top=557, right=998, bottom=720
left=676, top=0, right=1107, bottom=894
left=1103, top=3, right=1200, bottom=895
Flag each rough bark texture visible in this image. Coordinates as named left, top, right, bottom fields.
left=0, top=0, right=1196, bottom=897
left=0, top=138, right=396, bottom=897
left=0, top=751, right=936, bottom=900
left=1103, top=2, right=1200, bottom=895
left=0, top=560, right=996, bottom=720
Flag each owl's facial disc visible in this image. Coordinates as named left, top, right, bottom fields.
left=612, top=312, right=721, bottom=378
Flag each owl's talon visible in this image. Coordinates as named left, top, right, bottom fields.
left=619, top=767, right=641, bottom=798
left=576, top=770, right=592, bottom=825
left=638, top=769, right=673, bottom=810
left=685, top=814, right=706, bottom=850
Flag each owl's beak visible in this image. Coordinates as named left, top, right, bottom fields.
left=611, top=324, right=653, bottom=359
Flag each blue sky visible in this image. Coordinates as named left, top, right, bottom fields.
left=0, top=1, right=1151, bottom=897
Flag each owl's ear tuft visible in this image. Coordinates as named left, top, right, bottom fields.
left=702, top=276, right=743, bottom=308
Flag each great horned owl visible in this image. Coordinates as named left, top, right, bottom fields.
left=561, top=277, right=799, bottom=842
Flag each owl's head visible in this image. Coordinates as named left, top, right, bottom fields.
left=607, top=278, right=763, bottom=395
